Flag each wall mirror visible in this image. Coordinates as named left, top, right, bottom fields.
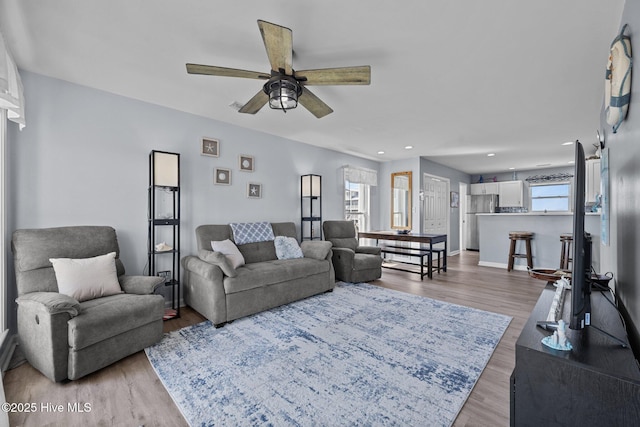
left=391, top=171, right=412, bottom=230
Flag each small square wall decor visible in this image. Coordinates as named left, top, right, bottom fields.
left=214, top=168, right=231, bottom=185
left=247, top=183, right=262, bottom=198
left=201, top=137, right=219, bottom=157
left=239, top=155, right=254, bottom=172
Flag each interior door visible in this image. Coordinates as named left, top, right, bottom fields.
left=422, top=174, right=449, bottom=240
left=460, top=182, right=468, bottom=251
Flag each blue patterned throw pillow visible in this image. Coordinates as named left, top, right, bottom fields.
left=274, top=236, right=304, bottom=260
left=230, top=222, right=275, bottom=245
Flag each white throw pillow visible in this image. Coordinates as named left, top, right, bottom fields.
left=211, top=239, right=245, bottom=268
left=274, top=236, right=304, bottom=260
left=49, top=252, right=123, bottom=302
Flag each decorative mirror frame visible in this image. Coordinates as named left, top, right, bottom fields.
left=391, top=171, right=412, bottom=230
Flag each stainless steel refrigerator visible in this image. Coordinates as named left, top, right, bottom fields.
left=466, top=194, right=499, bottom=251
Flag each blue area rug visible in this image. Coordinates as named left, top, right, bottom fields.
left=145, top=282, right=511, bottom=426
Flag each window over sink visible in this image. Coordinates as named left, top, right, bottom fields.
left=530, top=183, right=570, bottom=212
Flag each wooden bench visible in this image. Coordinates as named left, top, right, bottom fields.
left=379, top=244, right=444, bottom=280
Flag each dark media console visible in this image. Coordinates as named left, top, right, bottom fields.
left=511, top=284, right=640, bottom=426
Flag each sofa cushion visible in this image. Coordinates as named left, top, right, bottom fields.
left=12, top=226, right=126, bottom=296
left=274, top=236, right=303, bottom=260
left=211, top=239, right=245, bottom=269
left=68, top=293, right=164, bottom=351
left=354, top=253, right=383, bottom=271
left=223, top=258, right=330, bottom=294
left=49, top=252, right=123, bottom=302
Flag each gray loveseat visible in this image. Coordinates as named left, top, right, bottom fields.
left=12, top=226, right=165, bottom=382
left=181, top=222, right=334, bottom=327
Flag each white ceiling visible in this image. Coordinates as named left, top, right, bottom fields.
left=0, top=0, right=625, bottom=174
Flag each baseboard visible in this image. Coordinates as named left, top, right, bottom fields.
left=478, top=261, right=528, bottom=271
left=165, top=299, right=186, bottom=309
left=448, top=250, right=460, bottom=256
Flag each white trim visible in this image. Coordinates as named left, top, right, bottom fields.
left=0, top=109, right=6, bottom=333
left=478, top=260, right=529, bottom=271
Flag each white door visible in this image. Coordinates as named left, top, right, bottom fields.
left=423, top=174, right=449, bottom=241
left=460, top=182, right=468, bottom=251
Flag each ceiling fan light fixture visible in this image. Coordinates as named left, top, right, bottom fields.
left=264, top=77, right=302, bottom=111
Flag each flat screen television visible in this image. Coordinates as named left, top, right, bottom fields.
left=570, top=141, right=593, bottom=330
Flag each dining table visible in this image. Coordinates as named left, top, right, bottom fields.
left=357, top=230, right=447, bottom=279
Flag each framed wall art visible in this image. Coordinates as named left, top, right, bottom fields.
left=247, top=183, right=262, bottom=198
left=239, top=154, right=254, bottom=172
left=214, top=167, right=231, bottom=185
left=201, top=137, right=219, bottom=157
left=450, top=191, right=460, bottom=208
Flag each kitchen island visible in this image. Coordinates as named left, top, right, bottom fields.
left=476, top=212, right=601, bottom=272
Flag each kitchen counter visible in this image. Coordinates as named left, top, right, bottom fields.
left=476, top=213, right=601, bottom=271
left=477, top=212, right=601, bottom=216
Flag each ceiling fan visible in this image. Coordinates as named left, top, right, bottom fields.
left=186, top=20, right=371, bottom=118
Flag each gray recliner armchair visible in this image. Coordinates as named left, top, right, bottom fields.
left=323, top=220, right=382, bottom=283
left=12, top=226, right=165, bottom=382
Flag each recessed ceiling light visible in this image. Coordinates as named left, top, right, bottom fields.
left=562, top=141, right=574, bottom=146
left=377, top=150, right=385, bottom=155
left=568, top=160, right=575, bottom=164
left=404, top=145, right=413, bottom=150
left=487, top=153, right=496, bottom=157
left=508, top=167, right=516, bottom=170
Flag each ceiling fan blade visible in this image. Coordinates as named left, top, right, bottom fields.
left=295, top=66, right=371, bottom=85
left=186, top=63, right=270, bottom=80
left=238, top=90, right=269, bottom=114
left=257, top=20, right=293, bottom=75
left=298, top=87, right=333, bottom=118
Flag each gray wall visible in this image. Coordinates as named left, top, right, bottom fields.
left=6, top=71, right=380, bottom=332
left=378, top=157, right=471, bottom=253
left=601, top=0, right=640, bottom=353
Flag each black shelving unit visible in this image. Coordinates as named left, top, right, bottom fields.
left=301, top=174, right=322, bottom=241
left=148, top=150, right=181, bottom=320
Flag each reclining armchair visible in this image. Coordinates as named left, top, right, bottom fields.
left=12, top=226, right=165, bottom=382
left=322, top=220, right=382, bottom=283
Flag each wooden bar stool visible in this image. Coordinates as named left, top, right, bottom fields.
left=508, top=231, right=534, bottom=272
left=559, top=233, right=573, bottom=270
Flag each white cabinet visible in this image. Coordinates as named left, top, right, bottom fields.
left=499, top=180, right=524, bottom=207
left=470, top=182, right=499, bottom=195
left=586, top=159, right=601, bottom=203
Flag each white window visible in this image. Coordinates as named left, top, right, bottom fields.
left=530, top=182, right=570, bottom=212
left=345, top=181, right=371, bottom=231
left=342, top=166, right=377, bottom=232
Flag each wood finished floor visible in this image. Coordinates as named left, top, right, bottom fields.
left=4, top=251, right=546, bottom=427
